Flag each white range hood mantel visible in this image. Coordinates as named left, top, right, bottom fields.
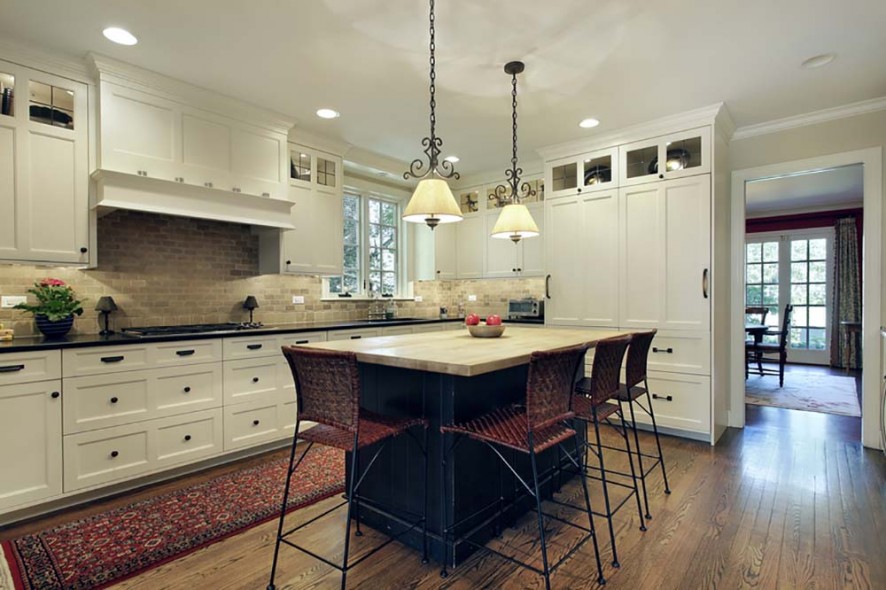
left=91, top=170, right=295, bottom=229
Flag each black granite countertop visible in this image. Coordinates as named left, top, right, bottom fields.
left=504, top=318, right=545, bottom=325
left=0, top=317, right=465, bottom=353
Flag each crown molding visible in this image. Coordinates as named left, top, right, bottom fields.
left=288, top=128, right=351, bottom=157
left=89, top=53, right=294, bottom=133
left=452, top=162, right=544, bottom=191
left=732, top=96, right=886, bottom=141
left=536, top=103, right=726, bottom=162
left=0, top=38, right=92, bottom=83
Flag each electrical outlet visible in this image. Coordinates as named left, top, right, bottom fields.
left=291, top=295, right=305, bottom=305
left=1, top=296, right=26, bottom=308
left=414, top=295, right=423, bottom=302
left=468, top=294, right=477, bottom=302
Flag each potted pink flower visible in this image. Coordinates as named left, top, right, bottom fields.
left=14, top=278, right=84, bottom=338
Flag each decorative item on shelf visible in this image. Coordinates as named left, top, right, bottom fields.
left=401, top=0, right=462, bottom=230
left=490, top=61, right=540, bottom=244
left=648, top=148, right=691, bottom=174
left=14, top=278, right=84, bottom=338
left=439, top=306, right=448, bottom=320
left=242, top=295, right=260, bottom=325
left=584, top=165, right=612, bottom=185
left=95, top=296, right=118, bottom=336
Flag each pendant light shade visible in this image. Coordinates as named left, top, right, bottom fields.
left=401, top=0, right=461, bottom=230
left=402, top=179, right=463, bottom=229
left=491, top=60, right=539, bottom=243
left=491, top=203, right=540, bottom=242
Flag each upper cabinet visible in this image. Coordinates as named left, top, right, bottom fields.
left=619, top=127, right=710, bottom=187
left=0, top=60, right=89, bottom=265
left=546, top=147, right=618, bottom=199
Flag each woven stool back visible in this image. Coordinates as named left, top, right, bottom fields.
left=624, top=330, right=657, bottom=388
left=282, top=346, right=361, bottom=433
left=526, top=344, right=588, bottom=432
left=585, top=335, right=632, bottom=406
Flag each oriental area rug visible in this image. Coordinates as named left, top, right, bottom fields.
left=745, top=372, right=862, bottom=417
left=0, top=446, right=344, bottom=590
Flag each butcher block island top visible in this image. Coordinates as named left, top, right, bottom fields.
left=301, top=326, right=625, bottom=377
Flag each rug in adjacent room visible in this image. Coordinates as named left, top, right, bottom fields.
left=745, top=372, right=862, bottom=417
left=0, top=445, right=344, bottom=590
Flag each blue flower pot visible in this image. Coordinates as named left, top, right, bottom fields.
left=35, top=315, right=74, bottom=338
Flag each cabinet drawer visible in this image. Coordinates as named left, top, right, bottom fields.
left=223, top=335, right=280, bottom=360
left=151, top=339, right=222, bottom=367
left=277, top=331, right=327, bottom=348
left=64, top=364, right=223, bottom=434
left=154, top=408, right=223, bottom=468
left=646, top=331, right=710, bottom=375
left=63, top=345, right=151, bottom=377
left=631, top=371, right=710, bottom=434
left=64, top=423, right=151, bottom=492
left=0, top=350, right=61, bottom=386
left=224, top=358, right=279, bottom=405
left=223, top=401, right=283, bottom=451
left=326, top=328, right=381, bottom=341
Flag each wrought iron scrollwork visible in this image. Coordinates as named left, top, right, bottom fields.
left=492, top=61, right=534, bottom=205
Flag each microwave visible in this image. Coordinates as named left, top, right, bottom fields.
left=508, top=298, right=544, bottom=319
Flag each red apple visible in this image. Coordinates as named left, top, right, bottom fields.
left=465, top=313, right=480, bottom=326
left=486, top=314, right=502, bottom=326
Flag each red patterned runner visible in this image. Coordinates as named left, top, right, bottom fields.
left=0, top=446, right=344, bottom=590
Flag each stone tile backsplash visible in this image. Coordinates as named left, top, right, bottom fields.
left=0, top=211, right=542, bottom=336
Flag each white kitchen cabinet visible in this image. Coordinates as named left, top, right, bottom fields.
left=545, top=190, right=620, bottom=327
left=456, top=215, right=485, bottom=279
left=485, top=204, right=545, bottom=278
left=546, top=146, right=619, bottom=199
left=434, top=222, right=457, bottom=279
left=619, top=175, right=710, bottom=331
left=619, top=127, right=710, bottom=187
left=0, top=380, right=62, bottom=511
left=232, top=126, right=287, bottom=198
left=0, top=60, right=89, bottom=265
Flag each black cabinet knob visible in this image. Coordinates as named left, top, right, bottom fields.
left=184, top=435, right=192, bottom=441
left=110, top=451, right=119, bottom=458
left=110, top=396, right=119, bottom=404
left=183, top=386, right=191, bottom=393
left=252, top=377, right=259, bottom=383
left=80, top=247, right=88, bottom=254
left=252, top=419, right=260, bottom=426
left=659, top=173, right=664, bottom=179
left=286, top=260, right=292, bottom=265
left=577, top=187, right=582, bottom=193
left=51, top=391, right=60, bottom=398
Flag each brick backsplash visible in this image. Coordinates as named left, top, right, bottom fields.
left=0, top=211, right=541, bottom=336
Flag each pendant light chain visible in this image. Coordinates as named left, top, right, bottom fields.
left=509, top=70, right=519, bottom=193
left=404, top=0, right=459, bottom=181
left=492, top=61, right=534, bottom=206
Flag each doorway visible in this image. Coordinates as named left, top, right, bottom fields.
left=730, top=149, right=883, bottom=449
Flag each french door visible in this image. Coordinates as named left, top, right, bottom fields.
left=745, top=228, right=834, bottom=365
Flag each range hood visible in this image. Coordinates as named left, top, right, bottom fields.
left=92, top=170, right=295, bottom=229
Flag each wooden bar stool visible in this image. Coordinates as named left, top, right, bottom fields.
left=267, top=347, right=429, bottom=590
left=439, top=344, right=605, bottom=589
left=572, top=335, right=646, bottom=569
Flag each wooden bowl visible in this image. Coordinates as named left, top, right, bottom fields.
left=467, top=323, right=506, bottom=338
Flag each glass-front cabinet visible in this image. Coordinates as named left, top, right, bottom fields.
left=458, top=188, right=480, bottom=214
left=546, top=147, right=618, bottom=198
left=0, top=72, right=14, bottom=117
left=288, top=146, right=341, bottom=193
left=619, top=126, right=710, bottom=187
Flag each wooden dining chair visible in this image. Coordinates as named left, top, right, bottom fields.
left=745, top=306, right=769, bottom=326
left=745, top=304, right=793, bottom=387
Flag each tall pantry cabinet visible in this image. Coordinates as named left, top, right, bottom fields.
left=541, top=108, right=732, bottom=444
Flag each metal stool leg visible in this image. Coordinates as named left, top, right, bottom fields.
left=591, top=411, right=620, bottom=568
left=645, top=379, right=670, bottom=494
left=617, top=406, right=647, bottom=532
left=627, top=399, right=652, bottom=520
left=528, top=435, right=552, bottom=590
left=340, top=435, right=360, bottom=590
left=574, top=428, right=605, bottom=585
left=267, top=419, right=302, bottom=590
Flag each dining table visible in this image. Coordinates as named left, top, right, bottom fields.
left=301, top=326, right=625, bottom=565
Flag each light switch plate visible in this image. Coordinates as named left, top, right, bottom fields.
left=467, top=295, right=477, bottom=302
left=1, top=295, right=26, bottom=308
left=291, top=295, right=305, bottom=304
left=414, top=295, right=423, bottom=302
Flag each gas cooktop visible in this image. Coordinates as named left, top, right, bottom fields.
left=121, top=323, right=265, bottom=337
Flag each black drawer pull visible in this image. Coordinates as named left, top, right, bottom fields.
left=247, top=344, right=263, bottom=350
left=110, top=396, right=119, bottom=404
left=176, top=350, right=196, bottom=357
left=184, top=435, right=192, bottom=441
left=101, top=356, right=125, bottom=363
left=51, top=391, right=60, bottom=399
left=652, top=393, right=673, bottom=402
left=183, top=386, right=191, bottom=393
left=296, top=340, right=309, bottom=344
left=252, top=419, right=260, bottom=426
left=652, top=347, right=673, bottom=354
left=252, top=377, right=260, bottom=383
left=350, top=335, right=362, bottom=340
left=0, top=364, right=25, bottom=373
left=110, top=451, right=119, bottom=458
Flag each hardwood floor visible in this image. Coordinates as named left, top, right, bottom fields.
left=3, top=406, right=883, bottom=590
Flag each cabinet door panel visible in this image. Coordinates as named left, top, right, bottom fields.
left=434, top=222, right=457, bottom=279
left=182, top=113, right=232, bottom=174
left=282, top=184, right=314, bottom=273
left=456, top=215, right=484, bottom=279
left=102, top=83, right=178, bottom=177
left=232, top=127, right=284, bottom=197
left=0, top=124, right=17, bottom=256
left=662, top=176, right=711, bottom=330
left=312, top=191, right=343, bottom=274
left=485, top=211, right=518, bottom=278
left=544, top=196, right=584, bottom=324
left=518, top=206, right=545, bottom=276
left=579, top=191, right=619, bottom=326
left=619, top=184, right=662, bottom=328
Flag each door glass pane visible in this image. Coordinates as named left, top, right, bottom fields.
left=28, top=80, right=74, bottom=129
left=551, top=162, right=577, bottom=191
left=583, top=154, right=612, bottom=186
left=459, top=190, right=479, bottom=213
left=788, top=238, right=829, bottom=351
left=290, top=151, right=311, bottom=182
left=625, top=145, right=657, bottom=178
left=745, top=240, right=779, bottom=328
left=0, top=72, right=14, bottom=117
left=317, top=157, right=336, bottom=187
left=662, top=136, right=702, bottom=171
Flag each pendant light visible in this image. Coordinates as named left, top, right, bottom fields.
left=401, top=0, right=462, bottom=230
left=490, top=61, right=539, bottom=243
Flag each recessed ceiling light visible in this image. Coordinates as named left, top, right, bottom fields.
left=316, top=108, right=340, bottom=119
left=579, top=118, right=600, bottom=129
left=444, top=155, right=459, bottom=163
left=102, top=27, right=138, bottom=46
left=801, top=53, right=836, bottom=69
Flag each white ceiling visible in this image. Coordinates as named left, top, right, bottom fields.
left=1, top=0, right=885, bottom=176
left=745, top=164, right=864, bottom=216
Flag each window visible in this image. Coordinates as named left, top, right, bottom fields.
left=790, top=237, right=828, bottom=350
left=327, top=193, right=403, bottom=297
left=745, top=240, right=780, bottom=343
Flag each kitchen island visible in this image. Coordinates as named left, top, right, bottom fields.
left=301, top=326, right=623, bottom=564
